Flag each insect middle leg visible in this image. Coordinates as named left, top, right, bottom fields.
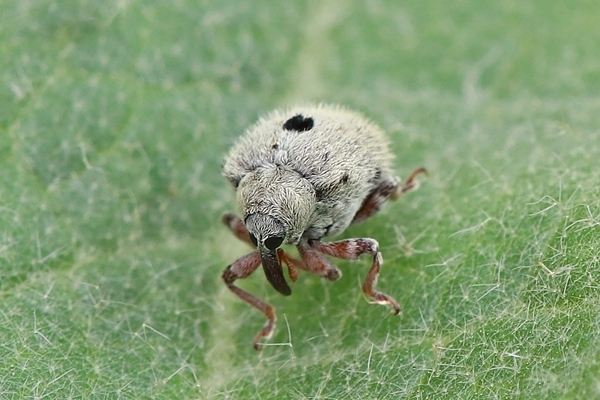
left=352, top=167, right=427, bottom=224
left=221, top=251, right=276, bottom=350
left=306, top=238, right=400, bottom=314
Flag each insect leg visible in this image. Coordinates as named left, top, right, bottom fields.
left=222, top=212, right=253, bottom=245
left=222, top=251, right=275, bottom=350
left=351, top=178, right=398, bottom=224
left=351, top=167, right=427, bottom=224
left=309, top=239, right=400, bottom=314
left=390, top=167, right=428, bottom=200
left=294, top=242, right=342, bottom=281
left=277, top=249, right=302, bottom=282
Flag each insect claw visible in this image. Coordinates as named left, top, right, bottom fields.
left=253, top=306, right=276, bottom=350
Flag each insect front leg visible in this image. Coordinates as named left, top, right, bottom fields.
left=352, top=167, right=427, bottom=224
left=222, top=212, right=253, bottom=245
left=295, top=242, right=343, bottom=281
left=277, top=249, right=302, bottom=282
left=222, top=251, right=276, bottom=350
left=309, top=238, right=400, bottom=314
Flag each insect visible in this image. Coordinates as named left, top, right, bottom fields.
left=221, top=104, right=427, bottom=349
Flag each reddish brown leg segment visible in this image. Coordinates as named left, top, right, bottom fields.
left=222, top=212, right=253, bottom=245
left=352, top=167, right=427, bottom=224
left=391, top=167, right=428, bottom=200
left=309, top=238, right=400, bottom=314
left=221, top=250, right=276, bottom=350
left=295, top=243, right=342, bottom=281
left=352, top=179, right=397, bottom=224
left=277, top=249, right=301, bottom=282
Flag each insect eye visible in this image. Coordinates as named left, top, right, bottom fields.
left=249, top=233, right=258, bottom=247
left=263, top=235, right=284, bottom=251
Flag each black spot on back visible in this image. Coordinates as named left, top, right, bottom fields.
left=283, top=114, right=314, bottom=132
left=272, top=143, right=279, bottom=149
left=340, top=173, right=350, bottom=184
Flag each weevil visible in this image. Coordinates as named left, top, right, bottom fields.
left=221, top=104, right=427, bottom=349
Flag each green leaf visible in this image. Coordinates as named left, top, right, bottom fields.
left=1, top=0, right=599, bottom=398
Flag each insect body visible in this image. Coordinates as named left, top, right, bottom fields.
left=222, top=104, right=426, bottom=349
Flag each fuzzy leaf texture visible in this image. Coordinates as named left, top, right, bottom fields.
left=1, top=0, right=599, bottom=398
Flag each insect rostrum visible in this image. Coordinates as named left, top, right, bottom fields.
left=222, top=104, right=427, bottom=350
